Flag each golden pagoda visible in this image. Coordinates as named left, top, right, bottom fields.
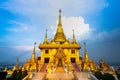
left=38, top=9, right=82, bottom=72
left=12, top=58, right=19, bottom=71
left=3, top=9, right=116, bottom=80
left=39, top=10, right=80, bottom=63
left=23, top=42, right=38, bottom=71
left=4, top=58, right=19, bottom=75
left=21, top=9, right=98, bottom=74
left=83, top=42, right=96, bottom=71
left=11, top=9, right=97, bottom=73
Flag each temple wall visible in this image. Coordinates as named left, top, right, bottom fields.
left=40, top=48, right=80, bottom=64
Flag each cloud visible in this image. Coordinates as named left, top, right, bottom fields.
left=13, top=45, right=39, bottom=52
left=89, top=31, right=109, bottom=42
left=0, top=46, right=38, bottom=64
left=50, top=16, right=93, bottom=41
left=87, top=28, right=120, bottom=42
left=2, top=0, right=108, bottom=15
left=2, top=0, right=108, bottom=23
left=1, top=0, right=108, bottom=42
left=7, top=20, right=31, bottom=32
left=87, top=28, right=120, bottom=63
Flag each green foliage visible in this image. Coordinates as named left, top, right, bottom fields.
left=12, top=70, right=17, bottom=79
left=102, top=73, right=115, bottom=80
left=6, top=70, right=28, bottom=80
left=94, top=71, right=103, bottom=80
left=22, top=70, right=28, bottom=79
left=6, top=76, right=14, bottom=80
left=117, top=73, right=120, bottom=78
left=0, top=72, right=7, bottom=80
left=16, top=70, right=22, bottom=80
left=94, top=71, right=116, bottom=80
left=115, top=71, right=120, bottom=79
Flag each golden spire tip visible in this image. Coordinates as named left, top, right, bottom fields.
left=34, top=42, right=36, bottom=45
left=59, top=9, right=61, bottom=13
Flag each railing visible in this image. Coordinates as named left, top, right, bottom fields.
left=40, top=63, right=48, bottom=72
left=72, top=63, right=80, bottom=72
left=76, top=64, right=81, bottom=72
left=89, top=74, right=98, bottom=80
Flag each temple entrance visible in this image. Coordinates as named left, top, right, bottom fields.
left=44, top=58, right=49, bottom=63
left=58, top=59, right=62, bottom=66
left=55, top=58, right=65, bottom=72
left=71, top=58, right=76, bottom=63
left=54, top=48, right=66, bottom=72
left=54, top=47, right=66, bottom=66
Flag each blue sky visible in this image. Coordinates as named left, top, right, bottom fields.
left=0, top=0, right=120, bottom=64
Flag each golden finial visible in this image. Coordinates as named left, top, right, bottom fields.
left=59, top=9, right=61, bottom=14
left=58, top=9, right=62, bottom=26
left=45, top=29, right=48, bottom=39
left=72, top=29, right=75, bottom=38
left=34, top=42, right=36, bottom=45
left=43, top=29, right=48, bottom=44
left=16, top=58, right=19, bottom=67
left=33, top=42, right=36, bottom=52
left=33, top=42, right=36, bottom=51
left=84, top=42, right=86, bottom=46
left=84, top=42, right=86, bottom=52
left=72, top=29, right=76, bottom=43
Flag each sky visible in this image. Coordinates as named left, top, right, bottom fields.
left=0, top=0, right=120, bottom=64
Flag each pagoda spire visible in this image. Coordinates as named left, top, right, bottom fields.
left=31, top=42, right=36, bottom=62
left=13, top=58, right=19, bottom=70
left=53, top=9, right=66, bottom=42
left=73, top=29, right=76, bottom=43
left=15, top=58, right=19, bottom=68
left=84, top=42, right=87, bottom=52
left=43, top=29, right=48, bottom=44
left=57, top=9, right=63, bottom=33
left=84, top=42, right=89, bottom=62
left=58, top=9, right=62, bottom=26
left=16, top=58, right=19, bottom=67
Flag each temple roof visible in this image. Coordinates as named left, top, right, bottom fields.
left=39, top=43, right=81, bottom=49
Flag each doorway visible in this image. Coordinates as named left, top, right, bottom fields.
left=58, top=59, right=62, bottom=66
left=44, top=58, right=49, bottom=63
left=71, top=58, right=76, bottom=63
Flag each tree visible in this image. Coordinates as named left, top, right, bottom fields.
left=16, top=70, right=22, bottom=80
left=102, top=73, right=115, bottom=80
left=0, top=72, right=7, bottom=80
left=116, top=71, right=120, bottom=79
left=22, top=70, right=28, bottom=79
left=12, top=70, right=18, bottom=79
left=6, top=76, right=14, bottom=80
left=94, top=71, right=103, bottom=80
left=12, top=70, right=17, bottom=76
left=6, top=70, right=28, bottom=80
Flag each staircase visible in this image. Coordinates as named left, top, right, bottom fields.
left=40, top=63, right=48, bottom=72
left=55, top=67, right=65, bottom=73
left=32, top=72, right=47, bottom=80
left=72, top=63, right=80, bottom=72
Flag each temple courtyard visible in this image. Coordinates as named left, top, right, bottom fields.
left=32, top=72, right=89, bottom=80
